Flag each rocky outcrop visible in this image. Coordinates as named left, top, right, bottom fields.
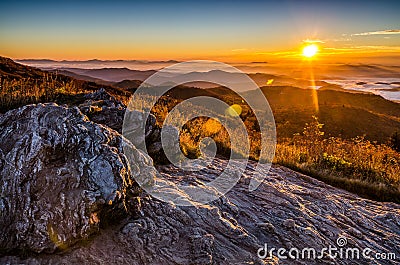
left=69, top=89, right=169, bottom=164
left=0, top=90, right=399, bottom=264
left=123, top=109, right=180, bottom=164
left=79, top=88, right=180, bottom=164
left=120, top=160, right=400, bottom=265
left=78, top=88, right=126, bottom=133
left=0, top=103, right=155, bottom=254
left=2, top=158, right=399, bottom=264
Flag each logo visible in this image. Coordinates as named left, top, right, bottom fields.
left=257, top=236, right=397, bottom=261
left=122, top=61, right=276, bottom=206
left=336, top=236, right=347, bottom=247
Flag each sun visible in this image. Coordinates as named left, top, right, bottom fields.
left=302, top=44, right=319, bottom=58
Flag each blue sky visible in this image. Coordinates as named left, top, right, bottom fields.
left=1, top=0, right=399, bottom=61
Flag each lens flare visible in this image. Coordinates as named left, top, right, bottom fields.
left=225, top=104, right=242, bottom=117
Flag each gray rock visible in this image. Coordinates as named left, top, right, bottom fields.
left=79, top=88, right=126, bottom=133
left=3, top=159, right=398, bottom=264
left=78, top=89, right=171, bottom=175
left=123, top=110, right=157, bottom=147
left=1, top=99, right=399, bottom=264
left=124, top=109, right=180, bottom=165
left=79, top=89, right=182, bottom=165
left=283, top=218, right=296, bottom=229
left=0, top=103, right=155, bottom=254
left=84, top=88, right=114, bottom=101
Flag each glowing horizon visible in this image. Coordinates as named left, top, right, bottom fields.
left=1, top=1, right=399, bottom=64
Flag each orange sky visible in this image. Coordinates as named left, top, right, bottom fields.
left=1, top=1, right=399, bottom=64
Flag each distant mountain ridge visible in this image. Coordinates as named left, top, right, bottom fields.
left=16, top=59, right=181, bottom=64
left=2, top=56, right=399, bottom=143
left=64, top=68, right=158, bottom=82
left=43, top=66, right=329, bottom=89
left=0, top=56, right=127, bottom=112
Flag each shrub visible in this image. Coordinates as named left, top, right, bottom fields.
left=390, top=131, right=400, bottom=152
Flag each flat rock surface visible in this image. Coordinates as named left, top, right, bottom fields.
left=2, top=158, right=399, bottom=264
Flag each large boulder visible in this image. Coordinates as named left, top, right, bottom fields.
left=0, top=103, right=155, bottom=254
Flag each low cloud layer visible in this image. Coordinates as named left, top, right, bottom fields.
left=352, top=29, right=400, bottom=36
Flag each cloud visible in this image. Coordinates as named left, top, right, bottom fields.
left=321, top=46, right=400, bottom=55
left=231, top=48, right=247, bottom=52
left=349, top=45, right=400, bottom=51
left=302, top=39, right=325, bottom=44
left=331, top=38, right=352, bottom=42
left=352, top=29, right=400, bottom=36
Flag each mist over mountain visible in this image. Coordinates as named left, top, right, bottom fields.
left=15, top=59, right=181, bottom=71
left=17, top=59, right=400, bottom=99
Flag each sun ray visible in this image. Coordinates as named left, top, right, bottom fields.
left=300, top=43, right=320, bottom=112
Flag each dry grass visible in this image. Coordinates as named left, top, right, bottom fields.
left=0, top=74, right=84, bottom=111
left=2, top=71, right=399, bottom=202
left=138, top=94, right=400, bottom=203
left=274, top=117, right=400, bottom=202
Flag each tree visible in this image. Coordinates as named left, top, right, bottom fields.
left=390, top=131, right=400, bottom=152
left=303, top=116, right=324, bottom=142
